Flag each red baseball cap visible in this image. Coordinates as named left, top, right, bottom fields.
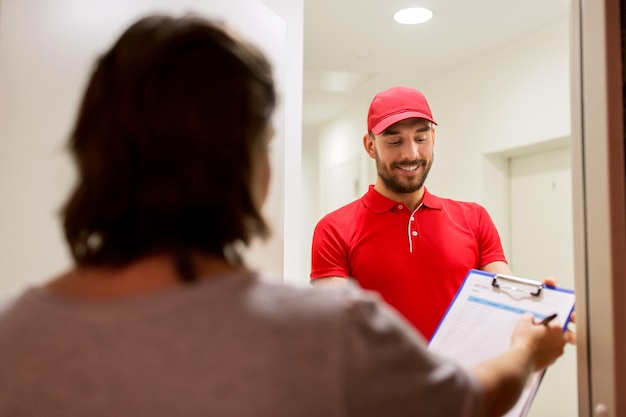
left=367, top=86, right=437, bottom=135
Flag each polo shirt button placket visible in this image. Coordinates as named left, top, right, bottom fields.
left=410, top=215, right=418, bottom=237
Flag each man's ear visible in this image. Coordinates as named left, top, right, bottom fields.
left=363, top=133, right=376, bottom=159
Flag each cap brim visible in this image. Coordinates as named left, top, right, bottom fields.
left=371, top=111, right=437, bottom=135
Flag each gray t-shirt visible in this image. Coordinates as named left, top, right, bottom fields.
left=0, top=271, right=483, bottom=417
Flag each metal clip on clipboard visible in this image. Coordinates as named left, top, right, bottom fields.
left=491, top=273, right=543, bottom=297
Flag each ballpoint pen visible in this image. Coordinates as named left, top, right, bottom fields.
left=540, top=313, right=558, bottom=326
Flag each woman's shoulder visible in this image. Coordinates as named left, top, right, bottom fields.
left=246, top=274, right=419, bottom=336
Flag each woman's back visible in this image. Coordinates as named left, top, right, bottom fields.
left=0, top=271, right=480, bottom=417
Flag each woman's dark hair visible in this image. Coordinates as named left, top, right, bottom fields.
left=62, top=14, right=276, bottom=279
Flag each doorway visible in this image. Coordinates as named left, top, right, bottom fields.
left=508, top=144, right=576, bottom=417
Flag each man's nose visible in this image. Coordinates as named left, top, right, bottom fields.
left=402, top=140, right=421, bottom=160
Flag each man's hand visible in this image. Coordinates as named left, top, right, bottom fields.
left=542, top=277, right=576, bottom=344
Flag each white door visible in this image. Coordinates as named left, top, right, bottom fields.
left=509, top=145, right=576, bottom=417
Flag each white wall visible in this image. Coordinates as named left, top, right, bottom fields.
left=240, top=0, right=304, bottom=284
left=299, top=124, right=320, bottom=281
left=0, top=0, right=303, bottom=292
left=424, top=19, right=570, bottom=253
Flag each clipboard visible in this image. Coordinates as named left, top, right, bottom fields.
left=428, top=269, right=575, bottom=417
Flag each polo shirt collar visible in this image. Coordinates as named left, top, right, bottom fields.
left=363, top=185, right=443, bottom=213
left=421, top=188, right=443, bottom=210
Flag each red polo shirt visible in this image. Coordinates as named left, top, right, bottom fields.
left=311, top=186, right=507, bottom=340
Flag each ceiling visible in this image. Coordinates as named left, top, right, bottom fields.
left=303, top=0, right=570, bottom=128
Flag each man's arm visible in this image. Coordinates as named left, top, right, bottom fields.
left=481, top=260, right=512, bottom=275
left=311, top=276, right=350, bottom=287
left=310, top=214, right=353, bottom=286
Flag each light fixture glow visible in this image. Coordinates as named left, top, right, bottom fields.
left=393, top=7, right=433, bottom=25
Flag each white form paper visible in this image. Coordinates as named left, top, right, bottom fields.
left=428, top=269, right=575, bottom=417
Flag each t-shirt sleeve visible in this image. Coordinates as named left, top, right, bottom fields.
left=310, top=216, right=351, bottom=280
left=340, top=289, right=484, bottom=417
left=475, top=204, right=507, bottom=267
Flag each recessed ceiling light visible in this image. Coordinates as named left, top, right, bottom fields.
left=393, top=7, right=433, bottom=25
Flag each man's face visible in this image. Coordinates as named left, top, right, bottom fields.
left=367, top=118, right=435, bottom=195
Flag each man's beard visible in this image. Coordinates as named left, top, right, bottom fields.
left=375, top=152, right=433, bottom=194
